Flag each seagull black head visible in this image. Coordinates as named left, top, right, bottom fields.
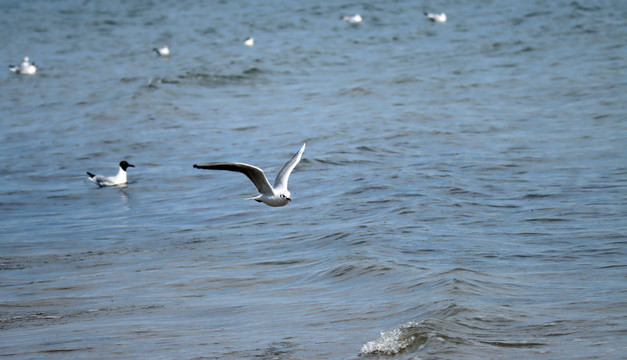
left=120, top=161, right=135, bottom=171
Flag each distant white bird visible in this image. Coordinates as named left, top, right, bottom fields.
left=424, top=12, right=447, bottom=23
left=87, top=161, right=135, bottom=187
left=153, top=45, right=170, bottom=56
left=194, top=143, right=306, bottom=207
left=9, top=56, right=37, bottom=75
left=341, top=14, right=362, bottom=24
left=244, top=37, right=254, bottom=47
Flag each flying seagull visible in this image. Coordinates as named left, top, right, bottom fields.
left=87, top=161, right=135, bottom=187
left=193, top=143, right=306, bottom=207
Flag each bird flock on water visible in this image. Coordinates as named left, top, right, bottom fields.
left=10, top=10, right=446, bottom=207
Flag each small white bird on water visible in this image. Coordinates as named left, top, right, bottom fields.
left=341, top=14, right=362, bottom=24
left=9, top=56, right=37, bottom=75
left=153, top=45, right=170, bottom=56
left=244, top=37, right=254, bottom=47
left=194, top=143, right=306, bottom=207
left=87, top=161, right=135, bottom=187
left=424, top=12, right=447, bottom=23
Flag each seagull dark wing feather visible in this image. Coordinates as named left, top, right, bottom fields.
left=194, top=162, right=273, bottom=195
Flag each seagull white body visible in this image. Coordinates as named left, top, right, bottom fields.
left=424, top=12, right=447, bottom=23
left=341, top=14, right=362, bottom=24
left=194, top=143, right=306, bottom=207
left=9, top=56, right=37, bottom=75
left=153, top=46, right=170, bottom=56
left=244, top=37, right=254, bottom=47
left=87, top=161, right=135, bottom=187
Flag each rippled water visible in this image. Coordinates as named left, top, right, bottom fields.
left=1, top=0, right=626, bottom=359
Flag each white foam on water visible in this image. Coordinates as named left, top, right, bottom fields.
left=360, top=321, right=423, bottom=355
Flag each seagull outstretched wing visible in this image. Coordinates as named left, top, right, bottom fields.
left=274, top=143, right=306, bottom=192
left=193, top=162, right=274, bottom=195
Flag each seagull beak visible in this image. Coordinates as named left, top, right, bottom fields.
left=287, top=197, right=291, bottom=201
left=129, top=164, right=135, bottom=167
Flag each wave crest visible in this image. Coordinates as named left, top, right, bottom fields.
left=360, top=321, right=429, bottom=355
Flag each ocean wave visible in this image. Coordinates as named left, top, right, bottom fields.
left=359, top=320, right=449, bottom=356
left=360, top=321, right=423, bottom=355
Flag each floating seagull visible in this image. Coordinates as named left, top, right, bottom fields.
left=153, top=45, right=170, bottom=56
left=341, top=14, right=362, bottom=24
left=87, top=161, right=135, bottom=187
left=9, top=56, right=37, bottom=75
left=194, top=143, right=306, bottom=207
left=424, top=12, right=447, bottom=23
left=244, top=37, right=254, bottom=47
